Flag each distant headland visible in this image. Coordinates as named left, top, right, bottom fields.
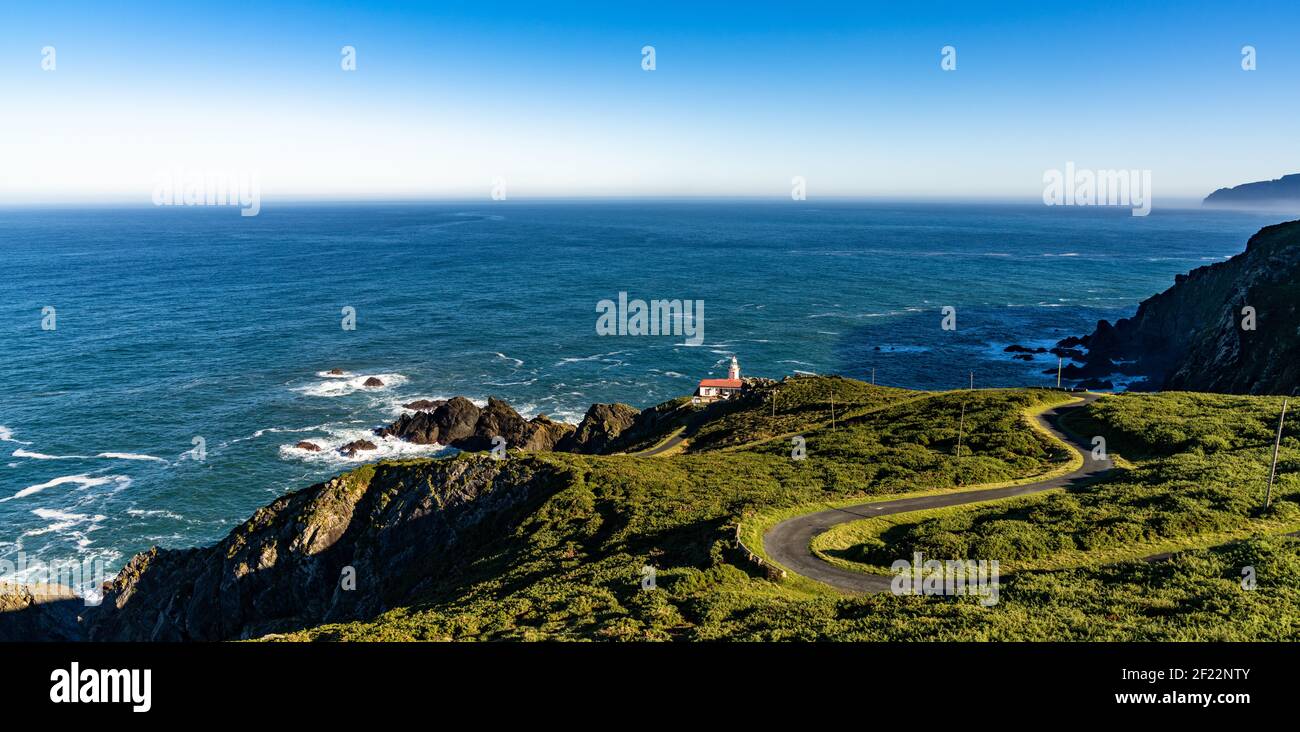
left=1203, top=173, right=1300, bottom=210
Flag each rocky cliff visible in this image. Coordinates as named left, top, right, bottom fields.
left=1062, top=219, right=1300, bottom=394
left=0, top=583, right=83, bottom=641
left=83, top=455, right=568, bottom=641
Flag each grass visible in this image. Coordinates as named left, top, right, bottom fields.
left=250, top=379, right=1300, bottom=641
left=815, top=392, right=1300, bottom=577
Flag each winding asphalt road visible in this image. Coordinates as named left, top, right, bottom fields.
left=762, top=393, right=1112, bottom=593
left=636, top=430, right=688, bottom=456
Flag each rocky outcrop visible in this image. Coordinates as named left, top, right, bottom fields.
left=1061, top=219, right=1300, bottom=394
left=456, top=397, right=531, bottom=452
left=362, top=377, right=384, bottom=388
left=0, top=583, right=84, bottom=641
left=403, top=399, right=446, bottom=411
left=432, top=397, right=482, bottom=443
left=518, top=415, right=574, bottom=452
left=377, top=396, right=483, bottom=445
left=295, top=441, right=322, bottom=452
left=377, top=397, right=576, bottom=454
left=556, top=403, right=640, bottom=454
left=377, top=411, right=442, bottom=444
left=339, top=439, right=377, bottom=456
left=84, top=456, right=564, bottom=641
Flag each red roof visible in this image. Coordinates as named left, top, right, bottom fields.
left=698, top=378, right=742, bottom=389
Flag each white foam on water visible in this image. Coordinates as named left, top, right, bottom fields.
left=12, top=449, right=167, bottom=463
left=1, top=474, right=130, bottom=502
left=556, top=351, right=626, bottom=366
left=126, top=508, right=186, bottom=521
left=230, top=423, right=339, bottom=444
left=12, top=449, right=79, bottom=460
left=493, top=352, right=525, bottom=367
left=0, top=426, right=32, bottom=445
left=296, top=373, right=408, bottom=397
left=96, top=452, right=168, bottom=463
left=277, top=425, right=452, bottom=465
left=547, top=409, right=585, bottom=425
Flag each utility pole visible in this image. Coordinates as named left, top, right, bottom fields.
left=771, top=390, right=776, bottom=418
left=1056, top=357, right=1063, bottom=389
left=1265, top=398, right=1288, bottom=511
left=830, top=390, right=836, bottom=430
left=956, top=401, right=966, bottom=459
left=871, top=368, right=876, bottom=385
left=969, top=371, right=974, bottom=390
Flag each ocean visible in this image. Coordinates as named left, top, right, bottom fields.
left=0, top=201, right=1285, bottom=586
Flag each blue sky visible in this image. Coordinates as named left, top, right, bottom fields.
left=2, top=1, right=1298, bottom=202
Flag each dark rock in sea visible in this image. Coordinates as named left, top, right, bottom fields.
left=1005, top=344, right=1047, bottom=354
left=295, top=441, right=322, bottom=452
left=362, top=377, right=384, bottom=387
left=327, top=368, right=345, bottom=376
left=403, top=399, right=446, bottom=411
left=83, top=456, right=565, bottom=641
left=556, top=403, right=640, bottom=454
left=376, top=411, right=440, bottom=444
left=1061, top=219, right=1300, bottom=394
left=338, top=439, right=377, bottom=456
left=1013, top=354, right=1034, bottom=361
left=454, top=397, right=529, bottom=452
left=1056, top=335, right=1086, bottom=349
left=1049, top=346, right=1086, bottom=362
left=377, top=396, right=576, bottom=452
left=377, top=396, right=482, bottom=445
left=431, top=397, right=481, bottom=443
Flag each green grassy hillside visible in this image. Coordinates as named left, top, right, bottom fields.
left=258, top=379, right=1300, bottom=641
left=817, top=392, right=1300, bottom=572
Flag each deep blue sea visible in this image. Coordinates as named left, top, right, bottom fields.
left=0, top=201, right=1286, bottom=586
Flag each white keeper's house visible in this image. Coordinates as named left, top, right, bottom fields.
left=694, top=356, right=743, bottom=403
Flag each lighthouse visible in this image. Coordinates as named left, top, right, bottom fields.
left=695, top=355, right=743, bottom=403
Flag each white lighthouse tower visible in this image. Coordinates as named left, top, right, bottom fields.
left=694, top=355, right=744, bottom=403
